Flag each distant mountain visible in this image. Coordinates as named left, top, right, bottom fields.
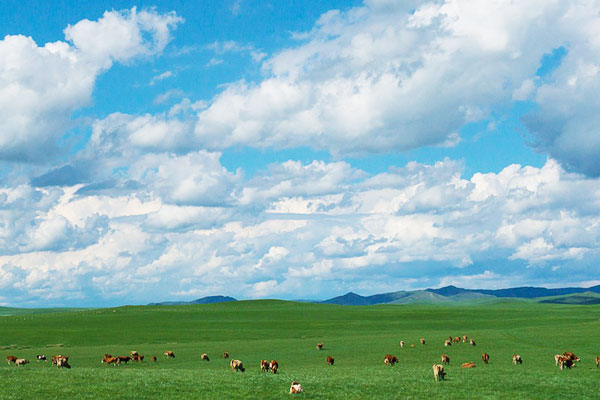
left=321, top=284, right=600, bottom=305
left=149, top=296, right=236, bottom=306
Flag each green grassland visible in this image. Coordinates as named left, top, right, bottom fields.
left=0, top=300, right=599, bottom=399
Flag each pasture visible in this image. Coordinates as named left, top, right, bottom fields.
left=0, top=300, right=598, bottom=399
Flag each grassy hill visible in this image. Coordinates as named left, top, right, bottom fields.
left=1, top=301, right=599, bottom=399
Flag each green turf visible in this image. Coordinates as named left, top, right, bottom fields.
left=0, top=300, right=598, bottom=399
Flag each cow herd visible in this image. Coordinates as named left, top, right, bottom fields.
left=4, top=337, right=599, bottom=395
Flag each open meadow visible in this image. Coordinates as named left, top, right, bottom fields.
left=1, top=300, right=599, bottom=399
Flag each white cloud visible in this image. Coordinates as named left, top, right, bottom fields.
left=0, top=8, right=181, bottom=162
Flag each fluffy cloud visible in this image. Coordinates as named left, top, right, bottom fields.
left=0, top=8, right=181, bottom=162
left=2, top=158, right=600, bottom=306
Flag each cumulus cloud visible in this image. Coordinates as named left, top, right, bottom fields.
left=0, top=7, right=181, bottom=162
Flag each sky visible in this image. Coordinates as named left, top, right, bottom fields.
left=1, top=0, right=600, bottom=307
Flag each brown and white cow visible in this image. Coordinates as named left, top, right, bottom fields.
left=441, top=354, right=450, bottom=365
left=554, top=354, right=562, bottom=366
left=482, top=353, right=490, bottom=364
left=432, top=364, right=446, bottom=381
left=223, top=352, right=230, bottom=359
left=461, top=362, right=476, bottom=368
left=462, top=335, right=468, bottom=343
left=15, top=359, right=29, bottom=366
left=164, top=351, right=175, bottom=358
left=469, top=339, right=476, bottom=346
left=57, top=356, right=71, bottom=369
left=290, top=381, right=304, bottom=394
left=327, top=356, right=334, bottom=365
left=562, top=352, right=580, bottom=362
left=36, top=355, right=47, bottom=362
left=269, top=360, right=278, bottom=374
left=400, top=341, right=405, bottom=348
left=420, top=338, right=426, bottom=345
left=132, top=355, right=144, bottom=362
left=317, top=343, right=324, bottom=350
left=384, top=354, right=398, bottom=366
left=52, top=355, right=68, bottom=365
left=512, top=354, right=522, bottom=365
left=558, top=356, right=574, bottom=370
left=444, top=339, right=452, bottom=347
left=6, top=355, right=17, bottom=364
left=201, top=353, right=209, bottom=362
left=260, top=360, right=270, bottom=372
left=230, top=359, right=245, bottom=372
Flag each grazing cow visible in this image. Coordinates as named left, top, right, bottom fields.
left=461, top=362, right=476, bottom=368
left=400, top=341, right=405, bottom=348
left=470, top=339, right=476, bottom=346
left=6, top=356, right=17, bottom=364
left=482, top=353, right=490, bottom=364
left=384, top=354, right=398, bottom=366
left=290, top=381, right=304, bottom=394
left=269, top=360, right=279, bottom=374
left=132, top=355, right=144, bottom=362
left=52, top=355, right=67, bottom=365
left=448, top=336, right=453, bottom=342
left=432, top=364, right=446, bottom=381
left=595, top=356, right=599, bottom=368
left=420, top=338, right=426, bottom=345
left=462, top=335, right=468, bottom=343
left=15, top=358, right=29, bottom=366
left=116, top=356, right=131, bottom=365
left=444, top=340, right=452, bottom=347
left=230, top=359, right=245, bottom=372
left=164, top=351, right=175, bottom=358
left=562, top=352, right=580, bottom=362
left=260, top=360, right=270, bottom=372
left=152, top=356, right=157, bottom=362
left=201, top=353, right=210, bottom=362
left=57, top=357, right=71, bottom=369
left=36, top=355, right=47, bottom=362
left=441, top=354, right=450, bottom=365
left=512, top=354, right=522, bottom=365
left=130, top=351, right=139, bottom=358
left=317, top=343, right=324, bottom=350
left=102, top=356, right=118, bottom=365
left=327, top=356, right=334, bottom=365
left=223, top=352, right=230, bottom=359
left=453, top=336, right=460, bottom=343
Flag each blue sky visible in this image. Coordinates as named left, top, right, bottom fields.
left=1, top=0, right=599, bottom=307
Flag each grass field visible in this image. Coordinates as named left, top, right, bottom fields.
left=1, top=300, right=599, bottom=399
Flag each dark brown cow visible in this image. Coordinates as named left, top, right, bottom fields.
left=201, top=353, right=209, bottom=361
left=269, top=360, right=278, bottom=374
left=595, top=356, right=599, bottom=368
left=512, top=354, right=522, bottom=365
left=132, top=355, right=144, bottom=362
left=223, top=352, right=230, bottom=359
left=558, top=356, right=574, bottom=370
left=432, top=364, right=446, bottom=381
left=462, top=362, right=476, bottom=368
left=317, top=343, right=324, bottom=350
left=260, top=360, right=270, bottom=372
left=562, top=352, right=580, bottom=362
left=116, top=356, right=131, bottom=365
left=230, top=359, right=245, bottom=372
left=384, top=354, right=398, bottom=366
left=327, top=356, right=334, bottom=365
left=6, top=356, right=17, bottom=364
left=102, top=356, right=118, bottom=365
left=164, top=351, right=175, bottom=358
left=420, top=338, right=426, bottom=345
left=441, top=354, right=450, bottom=364
left=482, top=353, right=490, bottom=364
left=152, top=356, right=157, bottom=362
